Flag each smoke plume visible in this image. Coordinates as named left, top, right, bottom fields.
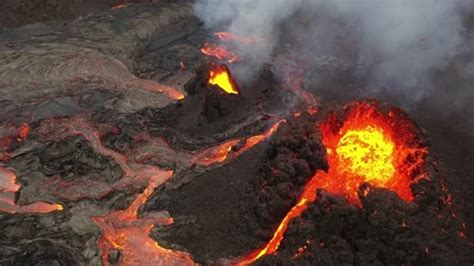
left=194, top=0, right=473, bottom=110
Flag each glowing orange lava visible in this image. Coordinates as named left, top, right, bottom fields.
left=36, top=116, right=289, bottom=265
left=239, top=101, right=428, bottom=264
left=17, top=123, right=30, bottom=141
left=214, top=32, right=262, bottom=45
left=336, top=126, right=395, bottom=184
left=194, top=120, right=285, bottom=166
left=208, top=65, right=240, bottom=94
left=92, top=170, right=194, bottom=266
left=138, top=80, right=185, bottom=100
left=112, top=3, right=127, bottom=9
left=0, top=167, right=63, bottom=214
left=279, top=62, right=318, bottom=109
left=201, top=43, right=238, bottom=64
left=1, top=123, right=31, bottom=161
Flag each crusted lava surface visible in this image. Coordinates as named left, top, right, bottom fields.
left=143, top=112, right=327, bottom=262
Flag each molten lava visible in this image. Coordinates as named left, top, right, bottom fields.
left=1, top=123, right=31, bottom=161
left=201, top=43, right=238, bottom=64
left=0, top=167, right=63, bottom=214
left=208, top=65, right=240, bottom=95
left=277, top=59, right=318, bottom=111
left=214, top=32, right=262, bottom=45
left=0, top=123, right=62, bottom=214
left=194, top=120, right=285, bottom=166
left=336, top=126, right=395, bottom=184
left=240, top=101, right=428, bottom=264
left=17, top=123, right=30, bottom=141
left=112, top=3, right=127, bottom=9
left=36, top=116, right=290, bottom=265
left=92, top=170, right=194, bottom=266
left=318, top=101, right=427, bottom=204
left=138, top=80, right=185, bottom=100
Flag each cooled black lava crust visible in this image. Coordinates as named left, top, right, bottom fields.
left=144, top=112, right=327, bottom=262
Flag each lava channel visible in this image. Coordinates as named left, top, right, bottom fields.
left=92, top=169, right=194, bottom=266
left=0, top=167, right=63, bottom=214
left=239, top=101, right=428, bottom=264
left=193, top=120, right=285, bottom=166
left=37, top=115, right=288, bottom=265
left=214, top=32, right=264, bottom=45
left=0, top=123, right=62, bottom=214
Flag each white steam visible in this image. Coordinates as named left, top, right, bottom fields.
left=194, top=0, right=302, bottom=73
left=194, top=0, right=473, bottom=107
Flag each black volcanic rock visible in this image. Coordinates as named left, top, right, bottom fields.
left=115, top=63, right=289, bottom=150
left=145, top=111, right=328, bottom=262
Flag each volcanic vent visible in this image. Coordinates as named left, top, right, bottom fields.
left=0, top=2, right=473, bottom=266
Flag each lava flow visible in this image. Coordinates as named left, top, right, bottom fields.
left=0, top=123, right=62, bottom=214
left=214, top=32, right=263, bottom=45
left=1, top=123, right=31, bottom=161
left=201, top=42, right=238, bottom=64
left=240, top=101, right=428, bottom=264
left=36, top=115, right=289, bottom=265
left=0, top=167, right=63, bottom=214
left=208, top=64, right=240, bottom=94
left=194, top=120, right=285, bottom=166
left=92, top=169, right=194, bottom=266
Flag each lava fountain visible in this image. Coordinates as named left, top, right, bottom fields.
left=208, top=65, right=240, bottom=95
left=239, top=101, right=428, bottom=264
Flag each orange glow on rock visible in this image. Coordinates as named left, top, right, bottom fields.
left=17, top=123, right=30, bottom=141
left=194, top=120, right=285, bottom=166
left=208, top=65, right=240, bottom=95
left=317, top=101, right=427, bottom=204
left=92, top=171, right=194, bottom=266
left=239, top=101, right=428, bottom=264
left=201, top=43, right=238, bottom=64
left=0, top=167, right=63, bottom=214
left=139, top=80, right=185, bottom=100
left=214, top=32, right=262, bottom=45
left=112, top=4, right=127, bottom=9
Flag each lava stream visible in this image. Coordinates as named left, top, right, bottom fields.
left=1, top=123, right=31, bottom=161
left=239, top=102, right=428, bottom=264
left=112, top=4, right=127, bottom=9
left=201, top=43, right=238, bottom=64
left=92, top=170, right=194, bottom=266
left=0, top=167, right=63, bottom=214
left=214, top=32, right=263, bottom=45
left=37, top=115, right=287, bottom=264
left=137, top=79, right=185, bottom=100
left=194, top=120, right=285, bottom=166
left=282, top=64, right=318, bottom=108
left=0, top=123, right=62, bottom=214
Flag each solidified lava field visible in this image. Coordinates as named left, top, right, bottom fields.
left=0, top=2, right=473, bottom=266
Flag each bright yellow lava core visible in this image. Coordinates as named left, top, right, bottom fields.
left=209, top=67, right=239, bottom=94
left=336, top=126, right=395, bottom=183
